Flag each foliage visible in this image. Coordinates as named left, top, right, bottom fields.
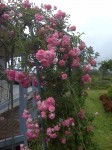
left=108, top=86, right=112, bottom=100
left=0, top=0, right=99, bottom=150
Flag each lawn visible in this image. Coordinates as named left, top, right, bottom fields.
left=85, top=89, right=112, bottom=150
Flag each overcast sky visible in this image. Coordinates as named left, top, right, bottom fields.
left=30, top=0, right=112, bottom=63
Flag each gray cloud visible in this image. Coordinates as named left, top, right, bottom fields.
left=77, top=16, right=112, bottom=62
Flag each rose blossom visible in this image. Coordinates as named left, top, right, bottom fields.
left=49, top=133, right=57, bottom=139
left=49, top=113, right=55, bottom=120
left=47, top=127, right=52, bottom=135
left=79, top=42, right=86, bottom=50
left=61, top=138, right=66, bottom=144
left=3, top=13, right=10, bottom=20
left=48, top=105, right=55, bottom=112
left=54, top=6, right=57, bottom=10
left=54, top=125, right=60, bottom=131
left=61, top=73, right=68, bottom=80
left=41, top=111, right=47, bottom=119
left=23, top=0, right=31, bottom=8
left=90, top=58, right=96, bottom=66
left=59, top=60, right=66, bottom=66
left=69, top=25, right=76, bottom=31
left=46, top=97, right=55, bottom=107
left=84, top=65, right=91, bottom=72
left=44, top=4, right=52, bottom=10
left=82, top=74, right=91, bottom=84
left=35, top=14, right=45, bottom=22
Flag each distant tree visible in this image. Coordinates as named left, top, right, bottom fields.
left=99, top=59, right=112, bottom=78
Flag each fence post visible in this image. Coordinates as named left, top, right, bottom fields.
left=32, top=80, right=37, bottom=120
left=19, top=84, right=27, bottom=145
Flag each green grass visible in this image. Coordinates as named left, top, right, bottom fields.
left=85, top=90, right=112, bottom=150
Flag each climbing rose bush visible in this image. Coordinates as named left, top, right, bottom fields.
left=1, top=0, right=99, bottom=149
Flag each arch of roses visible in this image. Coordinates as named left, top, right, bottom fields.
left=0, top=0, right=99, bottom=150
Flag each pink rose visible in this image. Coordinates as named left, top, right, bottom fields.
left=59, top=60, right=66, bottom=66
left=35, top=95, right=41, bottom=101
left=15, top=71, right=26, bottom=83
left=84, top=65, right=91, bottom=72
left=61, top=73, right=68, bottom=80
left=55, top=10, right=66, bottom=20
left=61, top=138, right=66, bottom=144
left=36, top=50, right=45, bottom=61
left=41, top=111, right=47, bottom=119
left=63, top=54, right=69, bottom=60
left=90, top=58, right=96, bottom=66
left=46, top=97, right=55, bottom=107
left=21, top=80, right=31, bottom=88
left=69, top=25, right=76, bottom=31
left=49, top=133, right=57, bottom=139
left=6, top=69, right=16, bottom=81
left=23, top=0, right=31, bottom=9
left=82, top=74, right=91, bottom=84
left=54, top=6, right=57, bottom=10
left=79, top=42, right=86, bottom=50
left=54, top=125, right=60, bottom=131
left=35, top=14, right=45, bottom=22
left=44, top=4, right=52, bottom=10
left=3, top=13, right=10, bottom=20
left=48, top=105, right=55, bottom=112
left=22, top=109, right=29, bottom=119
left=47, top=127, right=52, bottom=136
left=49, top=113, right=55, bottom=120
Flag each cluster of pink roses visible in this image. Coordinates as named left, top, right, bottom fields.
left=6, top=69, right=38, bottom=88
left=61, top=35, right=70, bottom=49
left=23, top=109, right=40, bottom=140
left=46, top=117, right=75, bottom=144
left=36, top=49, right=56, bottom=67
left=46, top=125, right=60, bottom=139
left=44, top=4, right=57, bottom=11
left=47, top=32, right=60, bottom=49
left=37, top=97, right=55, bottom=120
left=23, top=112, right=75, bottom=145
left=35, top=14, right=45, bottom=22
left=1, top=5, right=22, bottom=22
left=55, top=10, right=66, bottom=20
left=23, top=98, right=75, bottom=145
left=61, top=117, right=75, bottom=127
left=23, top=0, right=31, bottom=9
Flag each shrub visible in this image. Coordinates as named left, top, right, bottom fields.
left=99, top=94, right=112, bottom=112
left=1, top=0, right=99, bottom=149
